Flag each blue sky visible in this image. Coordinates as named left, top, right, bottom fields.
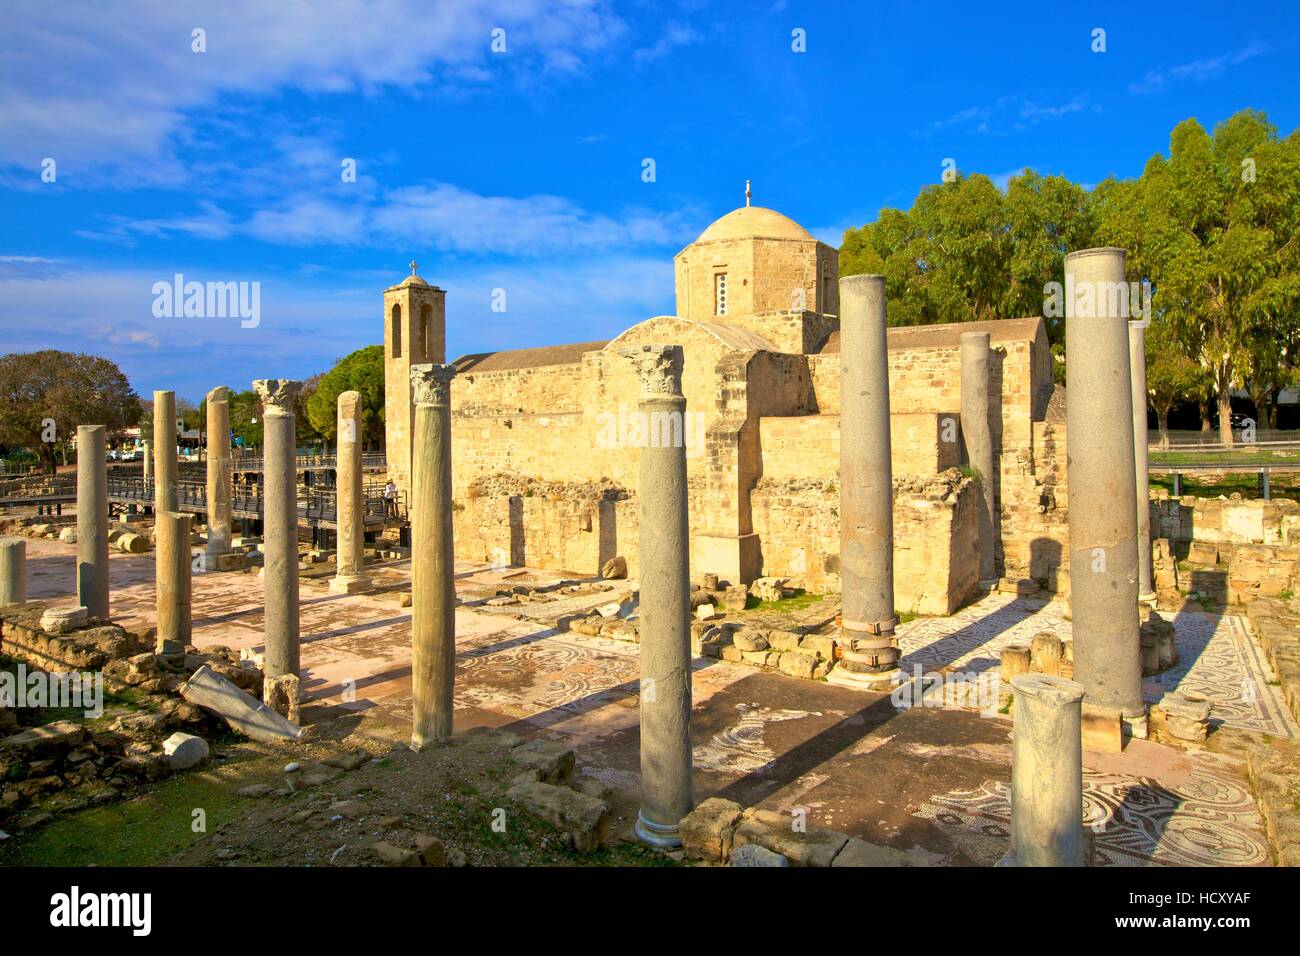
left=1, top=0, right=1297, bottom=402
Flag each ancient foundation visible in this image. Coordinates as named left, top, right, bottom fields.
left=76, top=424, right=110, bottom=619
left=830, top=274, right=899, bottom=688
left=621, top=344, right=694, bottom=847
left=1000, top=674, right=1086, bottom=867
left=203, top=386, right=234, bottom=570
left=330, top=390, right=371, bottom=594
left=153, top=390, right=178, bottom=515
left=0, top=537, right=25, bottom=605
left=255, top=379, right=302, bottom=681
left=155, top=511, right=192, bottom=655
left=1065, top=247, right=1146, bottom=738
left=410, top=365, right=457, bottom=749
left=961, top=331, right=997, bottom=587
left=1129, top=322, right=1155, bottom=604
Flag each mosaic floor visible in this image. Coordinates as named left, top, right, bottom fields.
left=896, top=594, right=1299, bottom=738
left=914, top=752, right=1270, bottom=867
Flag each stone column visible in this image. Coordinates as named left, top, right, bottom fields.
left=0, top=537, right=26, bottom=605
left=619, top=344, right=693, bottom=847
left=961, top=331, right=998, bottom=587
left=204, top=386, right=233, bottom=570
left=142, top=439, right=152, bottom=482
left=155, top=511, right=192, bottom=655
left=330, top=390, right=371, bottom=594
left=830, top=274, right=899, bottom=688
left=76, top=424, right=109, bottom=619
left=1065, top=248, right=1146, bottom=737
left=409, top=365, right=457, bottom=749
left=153, top=391, right=177, bottom=515
left=1129, top=323, right=1155, bottom=604
left=254, top=379, right=302, bottom=681
left=1000, top=674, right=1086, bottom=867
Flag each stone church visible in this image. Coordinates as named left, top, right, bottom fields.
left=382, top=200, right=1067, bottom=615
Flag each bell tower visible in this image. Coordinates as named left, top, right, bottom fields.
left=383, top=261, right=446, bottom=499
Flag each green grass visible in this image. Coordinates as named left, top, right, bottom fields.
left=744, top=591, right=825, bottom=612
left=1149, top=473, right=1299, bottom=501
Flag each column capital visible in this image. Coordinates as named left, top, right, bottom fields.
left=618, top=344, right=684, bottom=398
left=410, top=363, right=456, bottom=406
left=253, top=379, right=301, bottom=414
left=206, top=385, right=229, bottom=405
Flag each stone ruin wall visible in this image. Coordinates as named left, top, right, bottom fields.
left=445, top=316, right=1067, bottom=614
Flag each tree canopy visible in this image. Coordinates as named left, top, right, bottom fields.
left=0, top=351, right=141, bottom=472
left=305, top=345, right=386, bottom=444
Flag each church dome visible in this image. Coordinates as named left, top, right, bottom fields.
left=695, top=205, right=814, bottom=244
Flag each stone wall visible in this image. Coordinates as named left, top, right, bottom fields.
left=455, top=469, right=981, bottom=616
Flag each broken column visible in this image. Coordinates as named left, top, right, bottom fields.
left=253, top=379, right=302, bottom=682
left=1129, top=322, right=1155, bottom=604
left=619, top=344, right=693, bottom=847
left=961, top=331, right=997, bottom=587
left=76, top=424, right=109, bottom=619
left=0, top=537, right=25, bottom=605
left=153, top=390, right=177, bottom=515
left=1065, top=248, right=1146, bottom=738
left=1000, top=673, right=1086, bottom=867
left=155, top=511, right=192, bottom=655
left=203, top=386, right=234, bottom=570
left=409, top=364, right=457, bottom=749
left=830, top=274, right=899, bottom=688
left=330, top=390, right=371, bottom=594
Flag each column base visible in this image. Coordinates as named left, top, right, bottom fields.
left=826, top=664, right=901, bottom=691
left=634, top=811, right=683, bottom=849
left=329, top=574, right=373, bottom=595
left=199, top=551, right=245, bottom=572
left=978, top=578, right=1000, bottom=590
left=1138, top=591, right=1158, bottom=606
left=1122, top=711, right=1149, bottom=740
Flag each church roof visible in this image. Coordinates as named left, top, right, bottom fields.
left=694, top=205, right=814, bottom=244
left=452, top=340, right=608, bottom=374
left=815, top=316, right=1045, bottom=354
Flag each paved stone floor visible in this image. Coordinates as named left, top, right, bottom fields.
left=17, top=536, right=1280, bottom=866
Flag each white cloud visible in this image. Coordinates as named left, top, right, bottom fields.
left=632, top=22, right=701, bottom=65
left=1129, top=43, right=1267, bottom=95
left=0, top=0, right=627, bottom=182
left=79, top=182, right=701, bottom=256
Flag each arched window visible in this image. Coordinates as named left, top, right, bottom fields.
left=421, top=303, right=434, bottom=361
left=412, top=303, right=427, bottom=360
left=391, top=304, right=402, bottom=358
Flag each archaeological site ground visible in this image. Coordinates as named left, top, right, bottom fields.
left=2, top=0, right=1297, bottom=938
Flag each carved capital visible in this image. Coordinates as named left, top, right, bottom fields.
left=411, top=363, right=456, bottom=406
left=618, top=344, right=684, bottom=398
left=253, top=379, right=301, bottom=414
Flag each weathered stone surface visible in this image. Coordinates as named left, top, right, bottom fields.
left=600, top=555, right=627, bottom=579
left=511, top=738, right=575, bottom=784
left=1081, top=703, right=1123, bottom=753
left=1001, top=644, right=1032, bottom=681
left=0, top=720, right=86, bottom=758
left=679, top=796, right=743, bottom=862
left=731, top=808, right=849, bottom=867
left=830, top=836, right=918, bottom=867
left=732, top=628, right=769, bottom=652
left=778, top=651, right=817, bottom=679
left=39, top=606, right=88, bottom=635
left=370, top=841, right=420, bottom=866
left=506, top=779, right=609, bottom=852
left=1030, top=632, right=1063, bottom=676
left=180, top=664, right=305, bottom=744
left=162, top=732, right=209, bottom=770
left=414, top=832, right=446, bottom=866
left=262, top=673, right=301, bottom=724
left=730, top=843, right=790, bottom=867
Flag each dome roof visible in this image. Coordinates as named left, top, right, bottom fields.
left=695, top=205, right=814, bottom=244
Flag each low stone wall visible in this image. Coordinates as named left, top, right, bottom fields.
left=456, top=469, right=981, bottom=616
left=1245, top=598, right=1300, bottom=726
left=1151, top=493, right=1300, bottom=546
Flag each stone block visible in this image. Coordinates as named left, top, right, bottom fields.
left=506, top=780, right=609, bottom=852
left=731, top=808, right=849, bottom=867
left=1029, top=632, right=1063, bottom=675
left=778, top=651, right=817, bottom=680
left=1081, top=704, right=1124, bottom=753
left=39, top=606, right=88, bottom=634
left=798, top=634, right=836, bottom=659
left=162, top=732, right=209, bottom=770
left=512, top=738, right=576, bottom=784
left=1000, top=644, right=1032, bottom=682
left=768, top=630, right=802, bottom=652
left=730, top=844, right=789, bottom=866
left=732, top=628, right=769, bottom=652
left=830, top=836, right=918, bottom=867
left=679, top=796, right=744, bottom=862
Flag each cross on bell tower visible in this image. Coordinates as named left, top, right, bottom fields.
left=745, top=179, right=751, bottom=207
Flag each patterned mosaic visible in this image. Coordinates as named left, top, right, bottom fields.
left=895, top=595, right=1298, bottom=738
left=914, top=755, right=1270, bottom=867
